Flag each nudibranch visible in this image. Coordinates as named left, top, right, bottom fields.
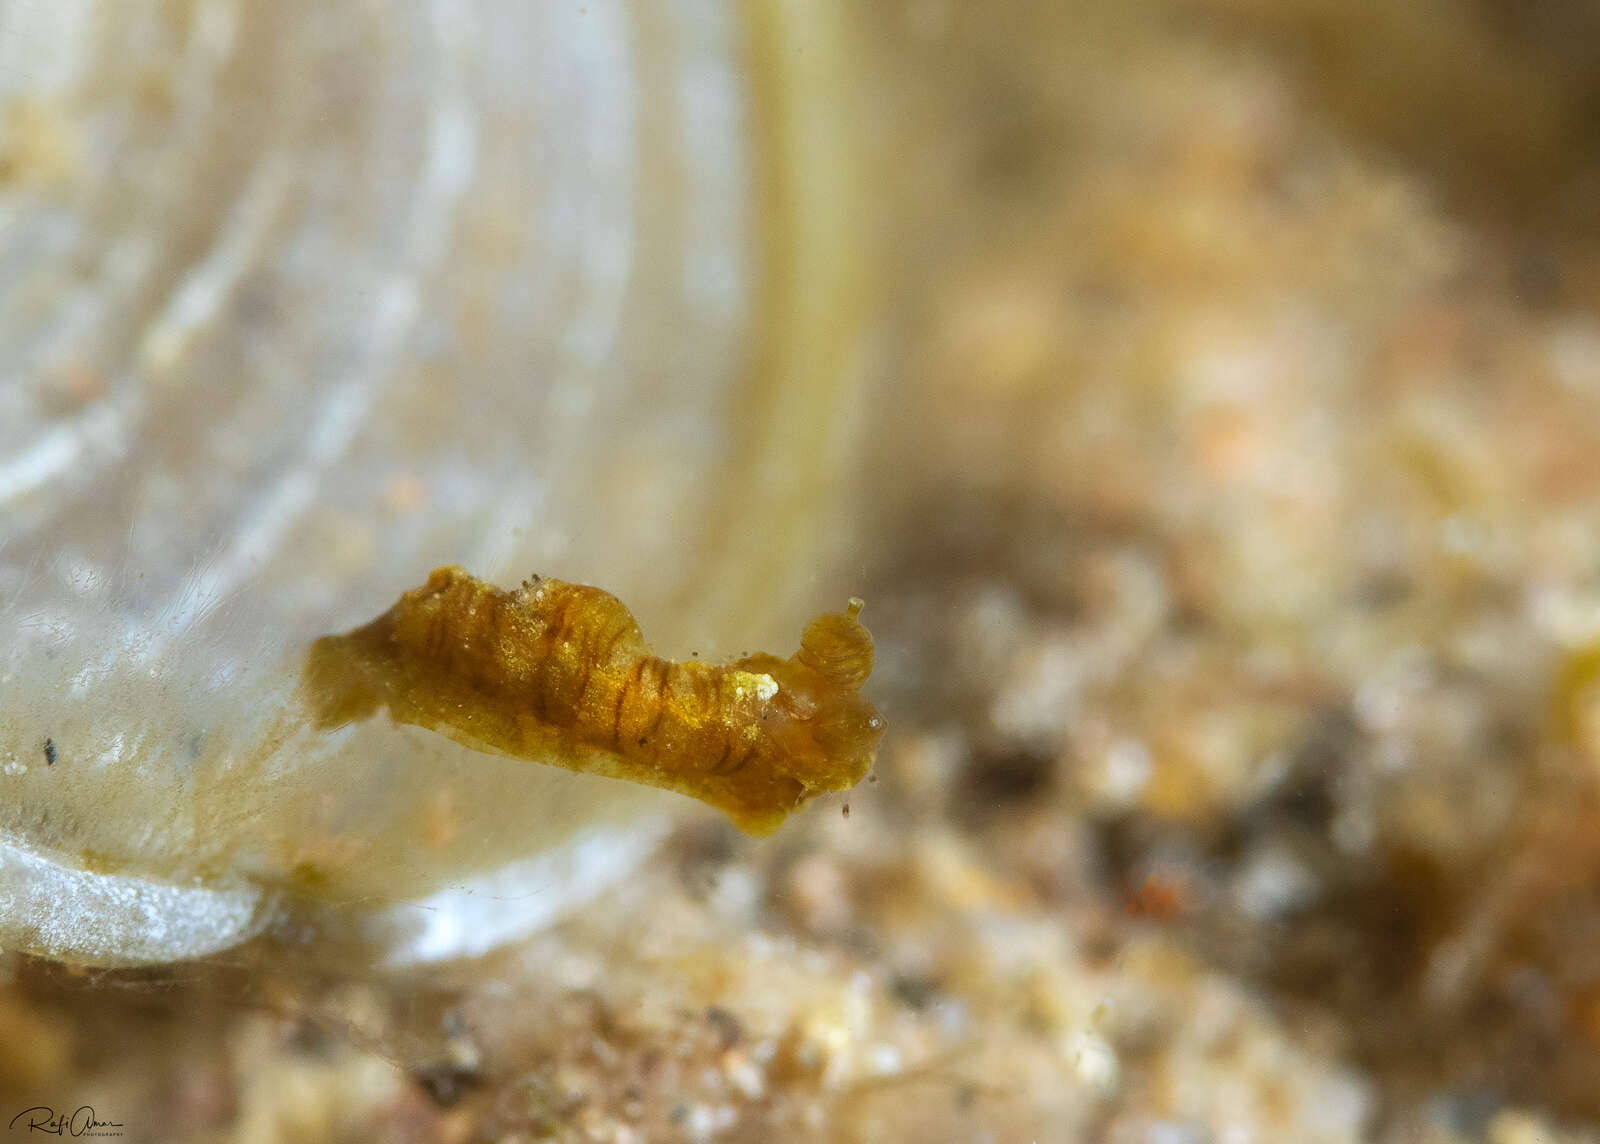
left=303, top=566, right=885, bottom=835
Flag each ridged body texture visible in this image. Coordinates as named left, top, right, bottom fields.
left=304, top=567, right=885, bottom=835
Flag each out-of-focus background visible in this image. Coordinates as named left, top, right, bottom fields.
left=7, top=0, right=1600, bottom=1140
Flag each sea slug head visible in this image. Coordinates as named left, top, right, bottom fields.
left=767, top=598, right=884, bottom=793
left=802, top=689, right=885, bottom=791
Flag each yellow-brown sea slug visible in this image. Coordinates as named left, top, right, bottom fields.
left=304, top=566, right=885, bottom=835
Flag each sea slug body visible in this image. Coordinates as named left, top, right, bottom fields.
left=303, top=566, right=885, bottom=835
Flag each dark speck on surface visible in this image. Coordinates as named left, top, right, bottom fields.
left=705, top=1005, right=742, bottom=1049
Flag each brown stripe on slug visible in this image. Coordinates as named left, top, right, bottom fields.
left=302, top=565, right=885, bottom=835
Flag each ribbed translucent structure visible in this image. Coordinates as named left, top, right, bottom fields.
left=0, top=0, right=866, bottom=965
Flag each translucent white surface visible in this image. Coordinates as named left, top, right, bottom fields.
left=0, top=0, right=862, bottom=965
